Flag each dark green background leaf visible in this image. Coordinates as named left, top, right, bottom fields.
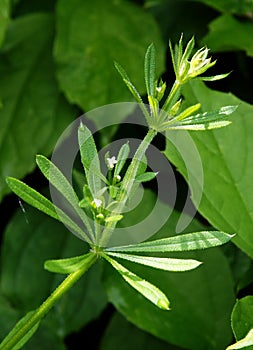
left=100, top=312, right=179, bottom=350
left=103, top=191, right=235, bottom=350
left=165, top=80, right=253, bottom=258
left=0, top=206, right=107, bottom=340
left=187, top=0, right=253, bottom=15
left=231, top=296, right=253, bottom=343
left=0, top=13, right=76, bottom=202
left=54, top=0, right=165, bottom=110
left=0, top=0, right=10, bottom=47
left=204, top=14, right=253, bottom=57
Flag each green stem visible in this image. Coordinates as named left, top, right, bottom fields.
left=0, top=253, right=97, bottom=350
left=161, top=80, right=181, bottom=117
left=99, top=128, right=157, bottom=246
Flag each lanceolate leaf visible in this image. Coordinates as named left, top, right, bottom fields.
left=200, top=72, right=230, bottom=81
left=181, top=36, right=195, bottom=64
left=144, top=43, right=156, bottom=97
left=114, top=62, right=152, bottom=125
left=179, top=105, right=237, bottom=124
left=114, top=143, right=130, bottom=177
left=44, top=252, right=96, bottom=274
left=36, top=155, right=93, bottom=239
left=135, top=172, right=158, bottom=183
left=102, top=254, right=170, bottom=310
left=78, top=123, right=105, bottom=196
left=167, top=120, right=231, bottom=131
left=106, top=231, right=234, bottom=253
left=162, top=105, right=237, bottom=131
left=6, top=177, right=92, bottom=243
left=105, top=252, right=202, bottom=272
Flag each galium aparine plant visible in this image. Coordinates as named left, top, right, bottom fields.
left=0, top=36, right=236, bottom=350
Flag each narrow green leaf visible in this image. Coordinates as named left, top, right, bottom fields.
left=44, top=252, right=95, bottom=274
left=114, top=62, right=153, bottom=126
left=162, top=105, right=237, bottom=131
left=144, top=43, right=156, bottom=97
left=135, top=172, right=158, bottom=183
left=179, top=105, right=237, bottom=125
left=104, top=215, right=123, bottom=223
left=0, top=310, right=40, bottom=350
left=114, top=143, right=130, bottom=177
left=114, top=62, right=144, bottom=106
left=36, top=155, right=94, bottom=240
left=176, top=35, right=183, bottom=71
left=36, top=155, right=83, bottom=210
left=6, top=177, right=63, bottom=222
left=226, top=329, right=253, bottom=349
left=102, top=254, right=170, bottom=310
left=200, top=72, right=230, bottom=81
left=148, top=95, right=159, bottom=119
left=6, top=177, right=92, bottom=243
left=106, top=231, right=235, bottom=253
left=173, top=103, right=201, bottom=122
left=181, top=36, right=195, bottom=63
left=78, top=124, right=104, bottom=196
left=167, top=120, right=231, bottom=131
left=106, top=252, right=202, bottom=272
left=169, top=40, right=177, bottom=74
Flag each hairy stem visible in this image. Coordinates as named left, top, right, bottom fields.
left=0, top=253, right=97, bottom=350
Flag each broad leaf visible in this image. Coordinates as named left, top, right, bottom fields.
left=6, top=177, right=91, bottom=243
left=103, top=190, right=235, bottom=349
left=54, top=0, right=165, bottom=110
left=0, top=13, right=75, bottom=202
left=103, top=254, right=170, bottom=310
left=105, top=252, right=202, bottom=272
left=230, top=296, right=253, bottom=349
left=44, top=252, right=95, bottom=274
left=204, top=14, right=253, bottom=57
left=0, top=0, right=10, bottom=47
left=106, top=231, right=234, bottom=253
left=165, top=80, right=253, bottom=258
left=100, top=312, right=175, bottom=350
left=190, top=0, right=253, bottom=15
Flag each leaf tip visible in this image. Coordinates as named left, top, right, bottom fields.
left=157, top=298, right=170, bottom=310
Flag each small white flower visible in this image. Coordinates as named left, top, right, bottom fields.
left=107, top=156, right=117, bottom=169
left=92, top=198, right=102, bottom=208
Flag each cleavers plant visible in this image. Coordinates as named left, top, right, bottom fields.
left=0, top=36, right=236, bottom=350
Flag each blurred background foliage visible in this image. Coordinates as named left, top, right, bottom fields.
left=1, top=0, right=253, bottom=349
